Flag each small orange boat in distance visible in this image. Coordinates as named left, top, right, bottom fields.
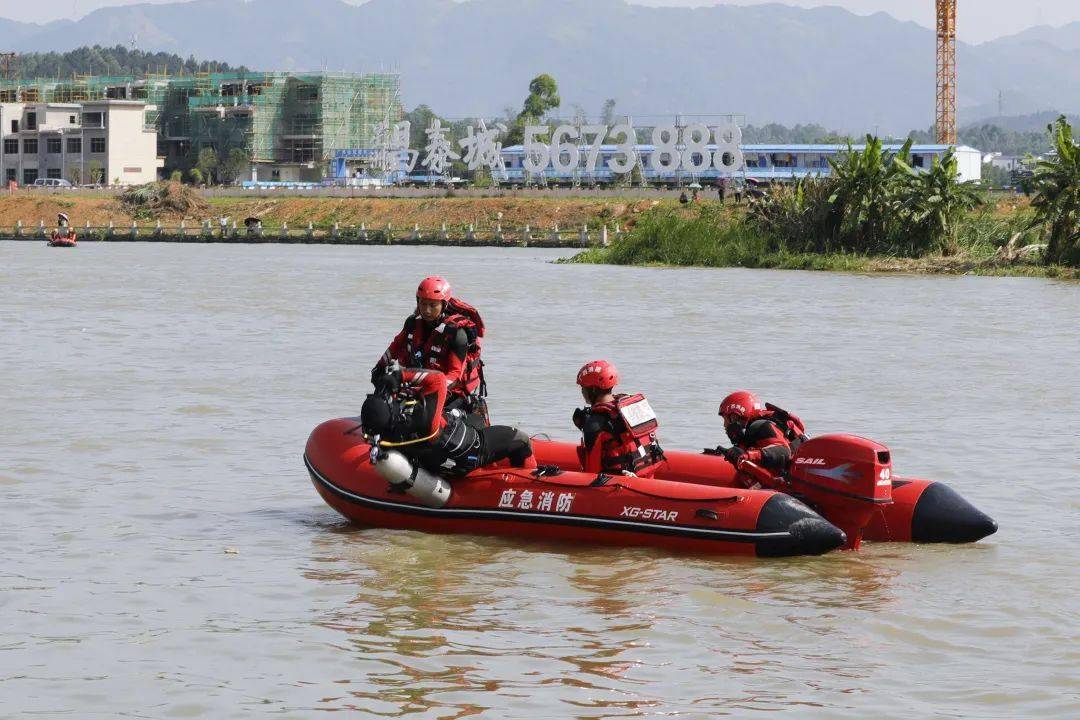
left=47, top=232, right=78, bottom=247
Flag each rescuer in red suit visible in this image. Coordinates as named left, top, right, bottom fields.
left=572, top=360, right=665, bottom=478
left=372, top=276, right=487, bottom=417
left=716, top=391, right=808, bottom=472
left=362, top=366, right=534, bottom=476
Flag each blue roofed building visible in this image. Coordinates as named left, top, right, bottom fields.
left=498, top=143, right=982, bottom=185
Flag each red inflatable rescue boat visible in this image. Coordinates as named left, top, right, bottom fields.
left=47, top=232, right=77, bottom=247
left=305, top=420, right=996, bottom=557
left=530, top=433, right=996, bottom=550
left=305, top=418, right=847, bottom=558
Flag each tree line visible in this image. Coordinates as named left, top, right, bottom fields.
left=6, top=45, right=245, bottom=80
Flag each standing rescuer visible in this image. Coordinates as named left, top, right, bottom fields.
left=716, top=391, right=809, bottom=472
left=572, top=360, right=665, bottom=478
left=373, top=276, right=487, bottom=418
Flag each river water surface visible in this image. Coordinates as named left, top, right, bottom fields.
left=2, top=243, right=1078, bottom=718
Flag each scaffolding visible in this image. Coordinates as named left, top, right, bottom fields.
left=0, top=71, right=402, bottom=174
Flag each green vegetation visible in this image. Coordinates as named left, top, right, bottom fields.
left=1030, top=117, right=1080, bottom=266
left=568, top=202, right=1069, bottom=277
left=573, top=122, right=1080, bottom=278
left=88, top=159, right=104, bottom=185
left=981, top=162, right=1014, bottom=188
left=742, top=123, right=854, bottom=145
left=909, top=123, right=1057, bottom=157
left=196, top=148, right=219, bottom=185
left=745, top=119, right=1063, bottom=156
left=749, top=137, right=983, bottom=257
left=504, top=74, right=561, bottom=146
left=10, top=45, right=245, bottom=79
left=219, top=149, right=251, bottom=185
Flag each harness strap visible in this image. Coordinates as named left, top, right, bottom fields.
left=378, top=429, right=439, bottom=448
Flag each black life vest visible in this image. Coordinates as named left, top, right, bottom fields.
left=761, top=403, right=809, bottom=449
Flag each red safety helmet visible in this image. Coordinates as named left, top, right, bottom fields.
left=719, top=391, right=764, bottom=423
left=416, top=276, right=452, bottom=302
left=577, top=360, right=619, bottom=391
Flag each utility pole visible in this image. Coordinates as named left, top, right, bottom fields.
left=935, top=0, right=958, bottom=145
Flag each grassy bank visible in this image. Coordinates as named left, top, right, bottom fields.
left=567, top=202, right=1077, bottom=279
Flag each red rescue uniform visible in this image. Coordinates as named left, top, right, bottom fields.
left=378, top=317, right=467, bottom=390
left=575, top=393, right=665, bottom=477
left=375, top=298, right=485, bottom=408
left=731, top=409, right=808, bottom=471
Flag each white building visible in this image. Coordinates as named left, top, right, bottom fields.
left=0, top=99, right=162, bottom=186
left=982, top=152, right=1028, bottom=172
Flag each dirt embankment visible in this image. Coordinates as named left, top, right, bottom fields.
left=205, top=197, right=685, bottom=229
left=0, top=192, right=699, bottom=229
left=0, top=194, right=135, bottom=227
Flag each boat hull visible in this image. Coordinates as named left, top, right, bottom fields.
left=531, top=439, right=996, bottom=546
left=305, top=419, right=846, bottom=558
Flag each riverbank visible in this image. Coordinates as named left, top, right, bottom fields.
left=567, top=200, right=1077, bottom=280
left=569, top=242, right=1077, bottom=278
left=4, top=189, right=1073, bottom=278
left=0, top=190, right=674, bottom=230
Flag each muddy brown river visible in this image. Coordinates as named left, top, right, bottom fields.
left=1, top=243, right=1077, bottom=718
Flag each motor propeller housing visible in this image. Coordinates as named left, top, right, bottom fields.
left=788, top=434, right=894, bottom=549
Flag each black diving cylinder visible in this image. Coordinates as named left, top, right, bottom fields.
left=373, top=450, right=452, bottom=508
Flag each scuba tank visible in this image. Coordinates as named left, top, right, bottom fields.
left=372, top=448, right=452, bottom=508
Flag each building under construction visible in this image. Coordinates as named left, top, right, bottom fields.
left=0, top=71, right=402, bottom=182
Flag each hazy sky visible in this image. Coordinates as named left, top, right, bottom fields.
left=1, top=0, right=1078, bottom=43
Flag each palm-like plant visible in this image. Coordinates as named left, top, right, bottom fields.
left=827, top=136, right=913, bottom=253
left=896, top=149, right=984, bottom=255
left=1030, top=116, right=1080, bottom=266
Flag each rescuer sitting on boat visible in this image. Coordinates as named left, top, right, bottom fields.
left=715, top=391, right=809, bottom=472
left=361, top=365, right=535, bottom=477
left=372, top=276, right=487, bottom=419
left=572, top=360, right=665, bottom=478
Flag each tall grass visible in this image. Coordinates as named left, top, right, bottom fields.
left=954, top=205, right=1038, bottom=254
left=571, top=205, right=771, bottom=267
left=569, top=201, right=1071, bottom=276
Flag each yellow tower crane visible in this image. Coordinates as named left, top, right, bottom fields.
left=936, top=0, right=958, bottom=145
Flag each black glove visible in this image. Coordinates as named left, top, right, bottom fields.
left=572, top=407, right=587, bottom=430
left=723, top=446, right=748, bottom=464
left=370, top=365, right=382, bottom=385
left=372, top=368, right=402, bottom=397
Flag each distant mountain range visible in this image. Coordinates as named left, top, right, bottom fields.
left=1, top=0, right=1077, bottom=134
left=962, top=111, right=1080, bottom=134
left=991, top=21, right=1080, bottom=52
